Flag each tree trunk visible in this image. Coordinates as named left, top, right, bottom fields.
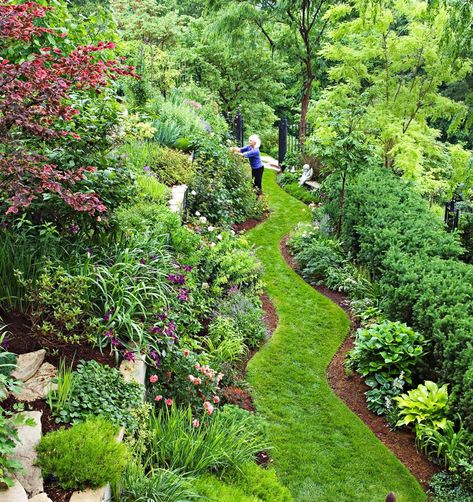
left=300, top=77, right=313, bottom=143
left=337, top=169, right=347, bottom=237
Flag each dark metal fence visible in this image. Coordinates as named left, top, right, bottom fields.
left=225, top=110, right=244, bottom=147
left=278, top=118, right=313, bottom=168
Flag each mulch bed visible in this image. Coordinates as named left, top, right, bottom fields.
left=232, top=210, right=270, bottom=233
left=280, top=236, right=439, bottom=488
left=1, top=310, right=116, bottom=370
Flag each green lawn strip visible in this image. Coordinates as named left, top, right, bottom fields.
left=245, top=170, right=425, bottom=502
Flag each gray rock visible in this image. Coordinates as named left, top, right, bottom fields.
left=0, top=479, right=28, bottom=502
left=11, top=350, right=46, bottom=382
left=119, top=357, right=146, bottom=388
left=12, top=411, right=43, bottom=496
left=28, top=494, right=52, bottom=502
left=13, top=363, right=57, bottom=402
left=70, top=486, right=108, bottom=502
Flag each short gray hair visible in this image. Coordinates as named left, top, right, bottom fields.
left=248, top=134, right=261, bottom=149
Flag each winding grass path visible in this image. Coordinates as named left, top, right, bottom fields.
left=246, top=170, right=425, bottom=502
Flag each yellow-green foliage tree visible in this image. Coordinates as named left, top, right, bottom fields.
left=309, top=0, right=472, bottom=201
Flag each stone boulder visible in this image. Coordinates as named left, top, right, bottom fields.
left=28, top=494, right=53, bottom=502
left=11, top=350, right=46, bottom=382
left=12, top=411, right=43, bottom=496
left=13, top=363, right=57, bottom=402
left=0, top=479, right=28, bottom=502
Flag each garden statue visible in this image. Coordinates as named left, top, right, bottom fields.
left=299, top=163, right=313, bottom=185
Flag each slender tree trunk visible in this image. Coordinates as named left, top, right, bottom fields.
left=337, top=168, right=347, bottom=237
left=300, top=76, right=313, bottom=142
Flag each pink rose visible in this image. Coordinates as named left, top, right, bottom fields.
left=149, top=375, right=158, bottom=383
left=154, top=395, right=163, bottom=402
left=193, top=377, right=202, bottom=386
left=165, top=398, right=173, bottom=406
left=203, top=401, right=214, bottom=416
left=195, top=363, right=201, bottom=370
left=192, top=419, right=200, bottom=428
left=213, top=395, right=220, bottom=404
left=188, top=374, right=195, bottom=383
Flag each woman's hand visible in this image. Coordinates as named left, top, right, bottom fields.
left=230, top=146, right=240, bottom=153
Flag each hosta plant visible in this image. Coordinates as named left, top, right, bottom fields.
left=395, top=381, right=450, bottom=430
left=346, top=320, right=425, bottom=384
left=365, top=373, right=406, bottom=418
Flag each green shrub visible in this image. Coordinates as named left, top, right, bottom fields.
left=193, top=475, right=258, bottom=502
left=193, top=464, right=292, bottom=502
left=322, top=165, right=473, bottom=429
left=288, top=230, right=345, bottom=284
left=206, top=316, right=247, bottom=365
left=146, top=350, right=222, bottom=415
left=136, top=175, right=170, bottom=204
left=20, top=262, right=96, bottom=345
left=346, top=321, right=425, bottom=384
left=197, top=233, right=262, bottom=297
left=283, top=182, right=321, bottom=205
left=114, top=202, right=200, bottom=257
left=50, top=361, right=143, bottom=427
left=395, top=381, right=450, bottom=430
left=36, top=417, right=128, bottom=490
left=122, top=141, right=194, bottom=186
left=231, top=463, right=293, bottom=502
left=215, top=290, right=267, bottom=348
left=145, top=406, right=267, bottom=475
left=120, top=463, right=198, bottom=502
left=187, top=135, right=262, bottom=226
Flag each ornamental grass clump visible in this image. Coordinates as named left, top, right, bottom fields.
left=36, top=417, right=128, bottom=491
left=145, top=405, right=267, bottom=475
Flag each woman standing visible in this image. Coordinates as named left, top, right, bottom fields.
left=232, top=134, right=264, bottom=195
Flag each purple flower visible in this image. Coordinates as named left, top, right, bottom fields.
left=180, top=264, right=193, bottom=273
left=150, top=326, right=162, bottom=335
left=166, top=273, right=185, bottom=285
left=1, top=336, right=8, bottom=350
left=111, top=337, right=121, bottom=347
left=69, top=224, right=80, bottom=234
left=104, top=329, right=114, bottom=338
left=123, top=350, right=135, bottom=362
left=140, top=258, right=146, bottom=265
left=228, top=285, right=239, bottom=294
left=149, top=349, right=161, bottom=367
left=177, top=288, right=190, bottom=301
left=143, top=166, right=151, bottom=172
left=103, top=308, right=115, bottom=322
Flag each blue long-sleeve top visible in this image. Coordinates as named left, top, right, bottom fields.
left=240, top=145, right=263, bottom=169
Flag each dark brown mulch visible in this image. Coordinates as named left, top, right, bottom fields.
left=260, top=292, right=278, bottom=337
left=279, top=236, right=439, bottom=488
left=232, top=210, right=269, bottom=233
left=42, top=484, right=73, bottom=502
left=1, top=310, right=116, bottom=370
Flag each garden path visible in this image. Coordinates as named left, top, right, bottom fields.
left=245, top=170, right=425, bottom=502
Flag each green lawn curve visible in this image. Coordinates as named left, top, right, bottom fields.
left=246, top=170, right=425, bottom=502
